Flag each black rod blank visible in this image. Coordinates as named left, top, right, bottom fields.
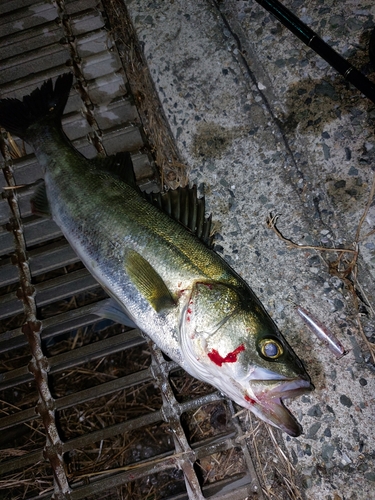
left=256, top=0, right=375, bottom=104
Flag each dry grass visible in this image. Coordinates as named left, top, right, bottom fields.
left=169, top=368, right=215, bottom=404
left=197, top=447, right=247, bottom=486
left=235, top=411, right=305, bottom=500
left=102, top=0, right=188, bottom=189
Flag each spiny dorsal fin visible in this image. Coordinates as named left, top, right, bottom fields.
left=145, top=185, right=214, bottom=248
left=90, top=153, right=214, bottom=247
left=91, top=151, right=139, bottom=191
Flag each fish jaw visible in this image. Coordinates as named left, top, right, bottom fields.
left=242, top=377, right=314, bottom=437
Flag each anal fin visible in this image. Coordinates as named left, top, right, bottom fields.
left=93, top=298, right=137, bottom=328
left=30, top=180, right=51, bottom=217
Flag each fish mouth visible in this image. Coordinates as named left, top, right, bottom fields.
left=245, top=377, right=314, bottom=437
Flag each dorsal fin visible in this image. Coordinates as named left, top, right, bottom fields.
left=91, top=151, right=139, bottom=191
left=145, top=185, right=214, bottom=248
left=90, top=153, right=214, bottom=247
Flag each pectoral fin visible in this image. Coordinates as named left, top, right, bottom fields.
left=125, top=250, right=175, bottom=312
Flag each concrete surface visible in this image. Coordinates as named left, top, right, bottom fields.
left=125, top=0, right=375, bottom=498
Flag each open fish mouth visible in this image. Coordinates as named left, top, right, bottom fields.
left=245, top=377, right=314, bottom=437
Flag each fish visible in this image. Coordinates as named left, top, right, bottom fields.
left=0, top=74, right=313, bottom=436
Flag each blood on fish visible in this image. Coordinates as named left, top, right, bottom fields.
left=208, top=344, right=245, bottom=367
left=244, top=395, right=256, bottom=405
left=296, top=305, right=348, bottom=359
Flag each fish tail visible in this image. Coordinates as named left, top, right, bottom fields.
left=0, top=73, right=73, bottom=141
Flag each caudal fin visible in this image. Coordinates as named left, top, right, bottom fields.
left=0, top=73, right=73, bottom=141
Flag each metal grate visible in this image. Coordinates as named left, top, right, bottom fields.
left=0, top=0, right=264, bottom=498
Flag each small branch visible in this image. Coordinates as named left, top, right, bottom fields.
left=2, top=184, right=27, bottom=190
left=266, top=213, right=356, bottom=254
left=6, top=131, right=26, bottom=159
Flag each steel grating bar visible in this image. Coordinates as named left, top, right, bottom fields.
left=64, top=426, right=253, bottom=500
left=63, top=391, right=223, bottom=456
left=0, top=268, right=99, bottom=319
left=0, top=299, right=109, bottom=352
left=0, top=240, right=78, bottom=288
left=1, top=391, right=224, bottom=476
left=0, top=43, right=69, bottom=84
left=226, top=400, right=263, bottom=496
left=67, top=474, right=255, bottom=500
left=0, top=63, right=79, bottom=96
left=0, top=367, right=153, bottom=430
left=0, top=328, right=146, bottom=390
left=1, top=410, right=163, bottom=475
left=0, top=22, right=62, bottom=56
left=1, top=132, right=70, bottom=498
left=148, top=343, right=205, bottom=499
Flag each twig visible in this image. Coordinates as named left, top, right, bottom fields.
left=266, top=213, right=356, bottom=254
left=2, top=184, right=27, bottom=190
left=360, top=228, right=375, bottom=241
left=6, top=131, right=25, bottom=159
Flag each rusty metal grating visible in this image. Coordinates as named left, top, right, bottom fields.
left=0, top=0, right=263, bottom=498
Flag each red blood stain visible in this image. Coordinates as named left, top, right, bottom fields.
left=244, top=395, right=256, bottom=405
left=207, top=344, right=245, bottom=367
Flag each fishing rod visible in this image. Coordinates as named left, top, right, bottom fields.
left=256, top=0, right=375, bottom=104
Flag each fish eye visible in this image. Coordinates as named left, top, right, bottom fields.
left=258, top=339, right=283, bottom=359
